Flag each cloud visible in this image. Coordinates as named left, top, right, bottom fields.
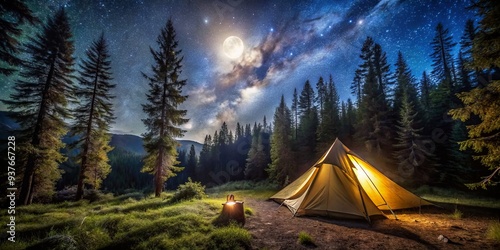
left=187, top=84, right=217, bottom=106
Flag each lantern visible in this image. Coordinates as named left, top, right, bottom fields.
left=220, top=194, right=245, bottom=226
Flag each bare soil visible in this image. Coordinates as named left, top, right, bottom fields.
left=244, top=198, right=500, bottom=250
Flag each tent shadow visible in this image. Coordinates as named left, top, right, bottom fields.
left=300, top=215, right=439, bottom=250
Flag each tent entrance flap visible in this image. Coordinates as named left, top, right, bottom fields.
left=349, top=154, right=397, bottom=219
left=270, top=138, right=431, bottom=222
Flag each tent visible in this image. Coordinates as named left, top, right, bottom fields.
left=270, top=138, right=431, bottom=222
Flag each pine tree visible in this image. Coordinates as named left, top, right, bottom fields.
left=457, top=52, right=472, bottom=91
left=291, top=88, right=299, bottom=140
left=430, top=22, right=456, bottom=91
left=244, top=124, right=269, bottom=180
left=141, top=19, right=188, bottom=197
left=459, top=19, right=478, bottom=87
left=449, top=0, right=500, bottom=188
left=2, top=9, right=75, bottom=205
left=298, top=80, right=318, bottom=154
left=354, top=37, right=393, bottom=162
left=427, top=23, right=458, bottom=181
left=316, top=76, right=326, bottom=114
left=393, top=92, right=434, bottom=184
left=328, top=75, right=341, bottom=135
left=298, top=80, right=315, bottom=114
left=235, top=122, right=243, bottom=141
left=419, top=71, right=432, bottom=116
left=340, top=98, right=356, bottom=144
left=447, top=120, right=475, bottom=185
left=373, top=43, right=391, bottom=98
left=268, top=95, right=293, bottom=185
left=71, top=34, right=115, bottom=200
left=244, top=123, right=252, bottom=138
left=469, top=0, right=500, bottom=70
left=219, top=122, right=229, bottom=146
left=0, top=0, right=38, bottom=75
left=317, top=75, right=340, bottom=146
left=393, top=52, right=419, bottom=115
left=187, top=144, right=197, bottom=179
left=351, top=69, right=363, bottom=105
left=198, top=135, right=212, bottom=183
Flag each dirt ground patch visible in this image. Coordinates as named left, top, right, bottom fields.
left=244, top=198, right=500, bottom=249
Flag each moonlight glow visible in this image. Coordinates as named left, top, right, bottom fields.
left=223, top=36, right=244, bottom=59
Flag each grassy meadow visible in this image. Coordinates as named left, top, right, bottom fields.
left=1, top=181, right=277, bottom=250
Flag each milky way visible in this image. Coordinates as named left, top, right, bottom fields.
left=0, top=0, right=477, bottom=142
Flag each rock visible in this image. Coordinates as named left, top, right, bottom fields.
left=438, top=234, right=449, bottom=243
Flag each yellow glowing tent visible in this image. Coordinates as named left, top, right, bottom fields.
left=270, top=138, right=431, bottom=222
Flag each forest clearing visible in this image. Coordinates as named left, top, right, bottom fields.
left=1, top=181, right=499, bottom=250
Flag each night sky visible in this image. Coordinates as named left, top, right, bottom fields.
left=1, top=0, right=477, bottom=142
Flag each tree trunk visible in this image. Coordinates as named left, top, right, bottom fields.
left=155, top=147, right=164, bottom=197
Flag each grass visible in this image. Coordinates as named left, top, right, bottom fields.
left=207, top=180, right=279, bottom=200
left=487, top=221, right=500, bottom=241
left=0, top=183, right=275, bottom=250
left=413, top=185, right=500, bottom=209
left=244, top=207, right=254, bottom=216
left=298, top=231, right=316, bottom=246
left=450, top=208, right=463, bottom=220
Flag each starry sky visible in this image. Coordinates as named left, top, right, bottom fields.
left=1, top=0, right=477, bottom=142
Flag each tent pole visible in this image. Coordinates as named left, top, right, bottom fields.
left=419, top=198, right=422, bottom=215
left=353, top=157, right=398, bottom=220
left=358, top=183, right=371, bottom=224
left=351, top=169, right=371, bottom=224
left=277, top=201, right=285, bottom=210
left=345, top=155, right=372, bottom=223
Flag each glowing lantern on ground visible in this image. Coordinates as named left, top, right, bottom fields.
left=220, top=194, right=245, bottom=226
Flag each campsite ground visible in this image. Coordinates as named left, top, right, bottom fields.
left=245, top=198, right=500, bottom=249
left=2, top=184, right=498, bottom=249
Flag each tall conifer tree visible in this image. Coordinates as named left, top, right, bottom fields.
left=419, top=71, right=432, bottom=117
left=71, top=34, right=115, bottom=200
left=3, top=9, right=75, bottom=204
left=141, top=19, right=188, bottom=197
left=298, top=80, right=318, bottom=154
left=268, top=95, right=293, bottom=185
left=430, top=22, right=456, bottom=91
left=291, top=88, right=299, bottom=140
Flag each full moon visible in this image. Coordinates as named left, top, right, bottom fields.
left=223, top=36, right=244, bottom=59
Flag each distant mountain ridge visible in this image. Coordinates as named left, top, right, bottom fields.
left=0, top=111, right=202, bottom=155
left=110, top=133, right=202, bottom=156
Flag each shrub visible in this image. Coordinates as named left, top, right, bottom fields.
left=298, top=231, right=316, bottom=246
left=244, top=207, right=254, bottom=216
left=487, top=221, right=500, bottom=241
left=450, top=208, right=463, bottom=220
left=170, top=178, right=206, bottom=203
